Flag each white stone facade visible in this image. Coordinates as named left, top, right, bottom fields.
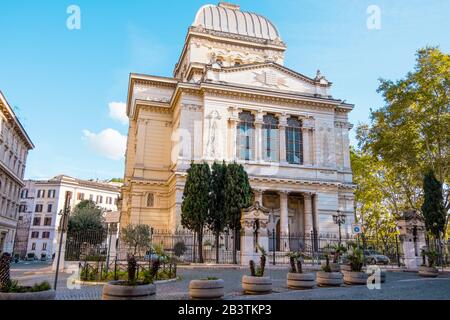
left=121, top=3, right=356, bottom=241
left=19, top=175, right=120, bottom=260
left=0, top=91, right=34, bottom=255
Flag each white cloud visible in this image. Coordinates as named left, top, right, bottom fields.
left=82, top=129, right=127, bottom=160
left=108, top=102, right=128, bottom=125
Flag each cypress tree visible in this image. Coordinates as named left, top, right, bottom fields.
left=181, top=162, right=211, bottom=263
left=224, top=162, right=253, bottom=264
left=208, top=161, right=228, bottom=264
left=421, top=170, right=446, bottom=243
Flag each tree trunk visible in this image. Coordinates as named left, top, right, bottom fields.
left=215, top=232, right=220, bottom=264
left=197, top=230, right=204, bottom=263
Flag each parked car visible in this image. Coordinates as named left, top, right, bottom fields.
left=364, top=250, right=390, bottom=265
left=144, top=250, right=160, bottom=261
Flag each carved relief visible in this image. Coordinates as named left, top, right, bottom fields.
left=206, top=110, right=222, bottom=159
left=253, top=70, right=288, bottom=89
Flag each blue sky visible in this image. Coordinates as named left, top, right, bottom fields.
left=0, top=0, right=449, bottom=180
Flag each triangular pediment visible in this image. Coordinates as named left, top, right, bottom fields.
left=205, top=63, right=331, bottom=96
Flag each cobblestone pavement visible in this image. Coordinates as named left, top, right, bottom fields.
left=10, top=265, right=450, bottom=300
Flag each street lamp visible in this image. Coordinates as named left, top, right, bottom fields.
left=333, top=210, right=346, bottom=245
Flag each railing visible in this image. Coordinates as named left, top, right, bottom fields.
left=78, top=258, right=177, bottom=283
left=66, top=228, right=405, bottom=267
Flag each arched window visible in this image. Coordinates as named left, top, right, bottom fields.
left=146, top=193, right=155, bottom=208
left=286, top=117, right=303, bottom=165
left=237, top=111, right=255, bottom=161
left=262, top=114, right=279, bottom=162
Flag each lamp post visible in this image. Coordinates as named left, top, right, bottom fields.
left=333, top=210, right=346, bottom=246
left=54, top=191, right=72, bottom=291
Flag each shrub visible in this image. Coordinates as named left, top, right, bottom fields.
left=321, top=255, right=332, bottom=273
left=421, top=249, right=440, bottom=268
left=286, top=251, right=304, bottom=274
left=346, top=248, right=364, bottom=272
left=173, top=241, right=187, bottom=257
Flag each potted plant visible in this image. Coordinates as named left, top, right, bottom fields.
left=242, top=245, right=272, bottom=295
left=343, top=247, right=368, bottom=285
left=324, top=243, right=347, bottom=272
left=419, top=249, right=439, bottom=278
left=286, top=251, right=316, bottom=289
left=316, top=255, right=343, bottom=287
left=0, top=253, right=55, bottom=300
left=102, top=255, right=157, bottom=300
left=189, top=277, right=224, bottom=300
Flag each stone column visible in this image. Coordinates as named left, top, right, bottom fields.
left=304, top=193, right=313, bottom=235
left=229, top=119, right=238, bottom=160
left=312, top=194, right=319, bottom=236
left=279, top=191, right=289, bottom=251
left=135, top=119, right=147, bottom=167
left=302, top=127, right=311, bottom=166
left=279, top=114, right=287, bottom=164
left=255, top=122, right=263, bottom=162
left=254, top=189, right=263, bottom=206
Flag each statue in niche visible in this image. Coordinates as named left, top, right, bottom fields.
left=206, top=110, right=221, bottom=159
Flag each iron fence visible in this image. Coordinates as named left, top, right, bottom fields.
left=65, top=229, right=108, bottom=261
left=65, top=228, right=405, bottom=266
left=116, top=230, right=240, bottom=265
left=78, top=258, right=177, bottom=282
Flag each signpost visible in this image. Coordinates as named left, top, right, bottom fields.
left=352, top=224, right=362, bottom=235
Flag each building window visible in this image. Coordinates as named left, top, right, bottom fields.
left=146, top=193, right=155, bottom=207
left=33, top=217, right=41, bottom=226
left=31, top=243, right=36, bottom=250
left=106, top=197, right=112, bottom=205
left=37, top=190, right=44, bottom=198
left=77, top=193, right=85, bottom=201
left=286, top=117, right=303, bottom=165
left=96, top=195, right=103, bottom=204
left=237, top=111, right=255, bottom=161
left=35, top=204, right=43, bottom=213
left=47, top=204, right=53, bottom=213
left=42, top=232, right=50, bottom=239
left=44, top=217, right=52, bottom=226
left=47, top=190, right=56, bottom=198
left=31, top=231, right=39, bottom=239
left=20, top=189, right=28, bottom=199
left=42, top=243, right=47, bottom=251
left=19, top=204, right=27, bottom=213
left=89, top=194, right=94, bottom=201
left=262, top=114, right=279, bottom=162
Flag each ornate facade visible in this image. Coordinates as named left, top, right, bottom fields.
left=0, top=91, right=34, bottom=254
left=121, top=3, right=355, bottom=240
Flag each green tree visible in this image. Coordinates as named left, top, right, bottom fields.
left=351, top=148, right=401, bottom=249
left=181, top=162, right=211, bottom=263
left=68, top=200, right=105, bottom=233
left=121, top=224, right=152, bottom=256
left=208, top=161, right=228, bottom=264
left=363, top=47, right=450, bottom=213
left=421, top=170, right=446, bottom=243
left=224, top=163, right=252, bottom=264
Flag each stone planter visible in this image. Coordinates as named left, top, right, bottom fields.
left=329, top=263, right=341, bottom=272
left=287, top=273, right=316, bottom=289
left=242, top=275, right=272, bottom=295
left=340, top=264, right=352, bottom=272
left=418, top=266, right=439, bottom=278
left=316, top=272, right=343, bottom=287
left=0, top=289, right=56, bottom=300
left=102, top=281, right=156, bottom=300
left=189, top=279, right=224, bottom=300
left=343, top=271, right=368, bottom=285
